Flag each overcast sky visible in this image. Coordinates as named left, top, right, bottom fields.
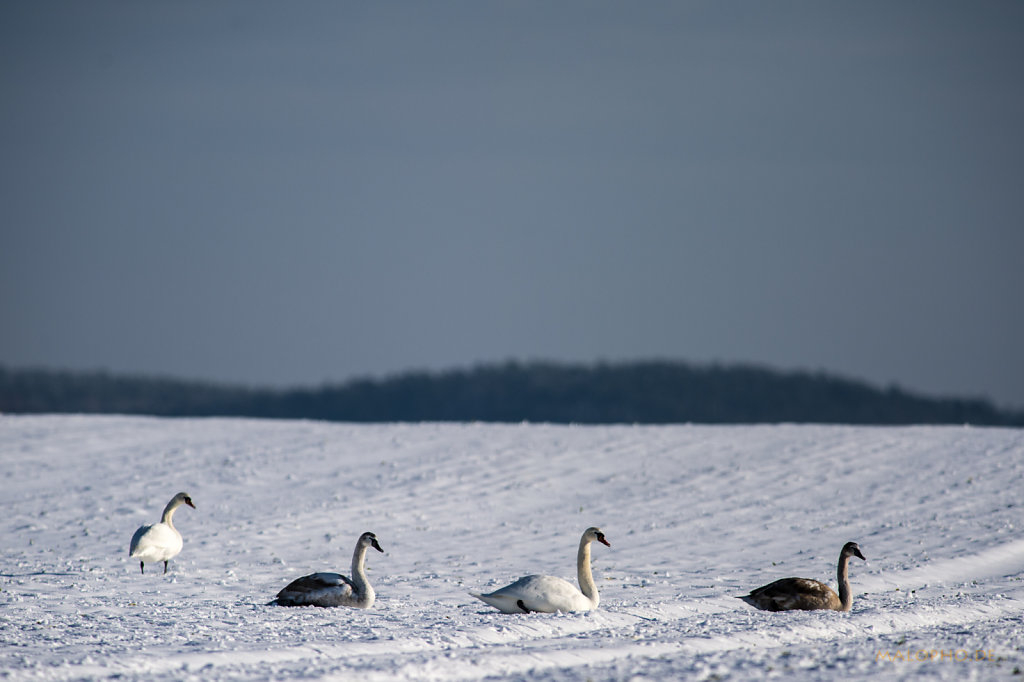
left=2, top=2, right=1023, bottom=409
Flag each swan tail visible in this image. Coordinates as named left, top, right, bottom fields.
left=470, top=591, right=525, bottom=613
left=269, top=595, right=306, bottom=607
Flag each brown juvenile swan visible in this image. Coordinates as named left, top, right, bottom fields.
left=129, top=492, right=196, bottom=574
left=739, top=541, right=866, bottom=612
left=272, top=532, right=383, bottom=608
left=470, top=527, right=611, bottom=613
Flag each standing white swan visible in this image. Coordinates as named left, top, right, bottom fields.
left=272, top=531, right=384, bottom=608
left=739, top=541, right=866, bottom=612
left=471, top=527, right=611, bottom=613
left=129, top=492, right=196, bottom=574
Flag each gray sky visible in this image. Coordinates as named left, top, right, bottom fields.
left=3, top=2, right=1023, bottom=409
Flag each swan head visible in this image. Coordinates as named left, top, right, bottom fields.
left=585, top=527, right=611, bottom=547
left=360, top=531, right=384, bottom=553
left=842, top=541, right=865, bottom=561
left=174, top=492, right=196, bottom=509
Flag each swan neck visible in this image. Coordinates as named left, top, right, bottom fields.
left=351, top=543, right=373, bottom=599
left=160, top=498, right=181, bottom=529
left=837, top=553, right=852, bottom=611
left=576, top=538, right=599, bottom=607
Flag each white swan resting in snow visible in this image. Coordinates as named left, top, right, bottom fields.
left=129, top=492, right=196, bottom=574
left=471, top=527, right=611, bottom=613
left=272, top=531, right=384, bottom=608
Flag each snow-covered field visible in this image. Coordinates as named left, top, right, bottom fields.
left=2, top=415, right=1022, bottom=680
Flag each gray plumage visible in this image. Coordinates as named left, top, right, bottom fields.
left=272, top=532, right=383, bottom=608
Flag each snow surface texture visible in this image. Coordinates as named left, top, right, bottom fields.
left=2, top=415, right=1022, bottom=681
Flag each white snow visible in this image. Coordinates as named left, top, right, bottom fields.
left=1, top=415, right=1022, bottom=680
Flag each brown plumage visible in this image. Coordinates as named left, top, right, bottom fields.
left=739, top=541, right=866, bottom=612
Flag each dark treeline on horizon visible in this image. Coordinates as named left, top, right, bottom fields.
left=1, top=361, right=1021, bottom=426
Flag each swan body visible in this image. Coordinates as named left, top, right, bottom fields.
left=273, top=532, right=383, bottom=608
left=129, top=492, right=195, bottom=574
left=740, top=541, right=866, bottom=612
left=471, top=527, right=610, bottom=614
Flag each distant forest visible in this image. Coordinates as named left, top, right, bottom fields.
left=2, top=361, right=1021, bottom=426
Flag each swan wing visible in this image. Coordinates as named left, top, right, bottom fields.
left=474, top=575, right=593, bottom=613
left=274, top=572, right=361, bottom=607
left=129, top=524, right=152, bottom=556
left=742, top=577, right=840, bottom=611
left=129, top=522, right=182, bottom=561
left=279, top=572, right=354, bottom=595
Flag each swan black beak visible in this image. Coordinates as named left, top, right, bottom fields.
left=597, top=533, right=610, bottom=547
left=853, top=547, right=866, bottom=561
left=371, top=538, right=384, bottom=553
left=184, top=497, right=196, bottom=509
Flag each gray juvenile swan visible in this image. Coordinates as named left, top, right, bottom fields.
left=272, top=532, right=384, bottom=608
left=470, top=527, right=611, bottom=613
left=129, top=492, right=196, bottom=574
left=739, top=541, right=866, bottom=612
